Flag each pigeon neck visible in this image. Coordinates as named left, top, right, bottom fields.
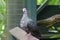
left=23, top=12, right=28, bottom=18
left=24, top=11, right=28, bottom=16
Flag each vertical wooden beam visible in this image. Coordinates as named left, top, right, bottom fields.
left=25, top=0, right=37, bottom=23
left=7, top=0, right=25, bottom=40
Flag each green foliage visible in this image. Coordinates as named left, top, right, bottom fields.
left=50, top=35, right=60, bottom=38
left=51, top=26, right=55, bottom=30
left=37, top=0, right=60, bottom=5
left=37, top=0, right=45, bottom=5
left=57, top=27, right=60, bottom=31
left=37, top=0, right=60, bottom=39
left=48, top=0, right=60, bottom=5
left=0, top=0, right=6, bottom=39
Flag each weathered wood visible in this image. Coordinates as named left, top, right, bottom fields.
left=7, top=0, right=25, bottom=40
left=37, top=14, right=60, bottom=27
left=9, top=27, right=39, bottom=40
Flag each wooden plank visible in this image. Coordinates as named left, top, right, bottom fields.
left=9, top=27, right=39, bottom=40
left=9, top=27, right=27, bottom=40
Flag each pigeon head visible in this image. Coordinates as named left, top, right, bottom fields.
left=22, top=8, right=27, bottom=13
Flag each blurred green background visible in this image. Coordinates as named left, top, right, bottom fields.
left=37, top=0, right=60, bottom=5
left=0, top=0, right=60, bottom=40
left=0, top=0, right=6, bottom=40
left=37, top=0, right=60, bottom=39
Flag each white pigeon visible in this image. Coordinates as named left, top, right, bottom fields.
left=20, top=8, right=40, bottom=39
left=20, top=8, right=33, bottom=32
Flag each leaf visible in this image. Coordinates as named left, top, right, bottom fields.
left=57, top=27, right=60, bottom=31
left=37, top=0, right=60, bottom=5
left=50, top=35, right=60, bottom=38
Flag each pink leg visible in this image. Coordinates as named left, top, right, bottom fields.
left=24, top=33, right=39, bottom=40
left=25, top=33, right=31, bottom=37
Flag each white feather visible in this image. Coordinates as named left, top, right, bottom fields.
left=20, top=8, right=33, bottom=27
